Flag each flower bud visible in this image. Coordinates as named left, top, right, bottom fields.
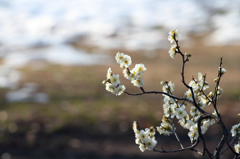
left=102, top=80, right=107, bottom=84
left=214, top=77, right=219, bottom=82
left=160, top=81, right=166, bottom=85
left=219, top=67, right=226, bottom=75
left=208, top=92, right=214, bottom=98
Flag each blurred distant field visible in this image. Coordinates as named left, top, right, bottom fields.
left=0, top=36, right=239, bottom=159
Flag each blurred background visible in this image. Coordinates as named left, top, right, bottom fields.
left=0, top=0, right=239, bottom=158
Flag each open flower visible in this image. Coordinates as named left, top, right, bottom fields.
left=103, top=68, right=125, bottom=96
left=157, top=123, right=174, bottom=136
left=168, top=43, right=178, bottom=59
left=131, top=78, right=144, bottom=87
left=188, top=131, right=199, bottom=143
left=115, top=52, right=126, bottom=64
left=120, top=54, right=132, bottom=68
left=184, top=89, right=196, bottom=100
left=109, top=74, right=120, bottom=86
left=231, top=124, right=240, bottom=137
left=168, top=28, right=179, bottom=43
left=234, top=144, right=240, bottom=153
left=175, top=106, right=187, bottom=119
left=132, top=64, right=147, bottom=79
left=145, top=137, right=157, bottom=151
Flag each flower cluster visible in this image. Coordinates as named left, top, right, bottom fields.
left=116, top=52, right=147, bottom=88
left=160, top=80, right=216, bottom=143
left=102, top=68, right=126, bottom=96
left=133, top=121, right=157, bottom=152
left=168, top=28, right=179, bottom=43
left=156, top=115, right=175, bottom=136
left=168, top=28, right=179, bottom=59
left=231, top=123, right=240, bottom=153
left=103, top=52, right=147, bottom=95
left=103, top=28, right=239, bottom=158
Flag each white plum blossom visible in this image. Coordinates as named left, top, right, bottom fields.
left=190, top=106, right=200, bottom=117
left=199, top=80, right=209, bottom=91
left=231, top=124, right=240, bottom=137
left=133, top=123, right=157, bottom=152
left=137, top=130, right=149, bottom=143
left=168, top=28, right=179, bottom=43
left=145, top=137, right=157, bottom=151
left=198, top=100, right=206, bottom=109
left=164, top=106, right=175, bottom=118
left=189, top=80, right=200, bottom=91
left=105, top=83, right=116, bottom=93
left=179, top=118, right=188, bottom=129
left=109, top=74, right=120, bottom=86
left=103, top=68, right=125, bottom=96
left=115, top=52, right=132, bottom=69
left=201, top=119, right=211, bottom=134
left=198, top=94, right=210, bottom=105
left=188, top=124, right=199, bottom=143
left=115, top=52, right=126, bottom=64
left=169, top=43, right=178, bottom=59
left=188, top=72, right=209, bottom=91
left=186, top=120, right=195, bottom=130
left=190, top=124, right=199, bottom=133
left=133, top=121, right=139, bottom=133
left=122, top=69, right=134, bottom=80
left=132, top=64, right=147, bottom=79
left=184, top=89, right=196, bottom=100
left=219, top=67, right=226, bottom=75
left=175, top=106, right=187, bottom=119
left=163, top=96, right=175, bottom=105
left=135, top=138, right=141, bottom=144
left=156, top=122, right=174, bottom=136
left=106, top=67, right=113, bottom=79
left=188, top=131, right=199, bottom=143
left=105, top=83, right=126, bottom=96
left=162, top=81, right=175, bottom=93
left=198, top=72, right=203, bottom=81
left=139, top=143, right=146, bottom=152
left=134, top=64, right=147, bottom=73
left=120, top=54, right=132, bottom=68
left=103, top=29, right=234, bottom=156
left=217, top=86, right=224, bottom=97
left=115, top=85, right=126, bottom=96
left=146, top=126, right=156, bottom=137
left=131, top=78, right=144, bottom=87
left=234, top=144, right=240, bottom=153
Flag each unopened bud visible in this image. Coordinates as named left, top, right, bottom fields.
left=238, top=113, right=240, bottom=117
left=208, top=92, right=214, bottom=97
left=160, top=81, right=166, bottom=85
left=188, top=54, right=192, bottom=57
left=102, top=80, right=107, bottom=84
left=219, top=67, right=226, bottom=75
left=214, top=77, right=219, bottom=82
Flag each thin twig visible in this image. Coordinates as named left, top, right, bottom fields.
left=220, top=135, right=237, bottom=155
